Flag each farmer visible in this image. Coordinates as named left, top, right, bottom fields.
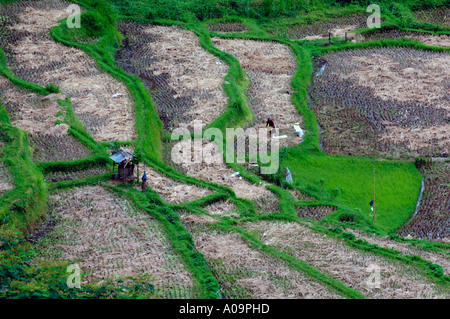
left=266, top=116, right=275, bottom=138
left=141, top=171, right=147, bottom=191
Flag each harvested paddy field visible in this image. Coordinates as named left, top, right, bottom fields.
left=362, top=28, right=450, bottom=47
left=0, top=76, right=93, bottom=162
left=310, top=48, right=450, bottom=158
left=413, top=7, right=450, bottom=27
left=347, top=228, right=450, bottom=276
left=397, top=161, right=449, bottom=241
left=265, top=13, right=369, bottom=40
left=0, top=0, right=136, bottom=142
left=208, top=22, right=249, bottom=33
left=33, top=186, right=199, bottom=298
left=213, top=37, right=303, bottom=148
left=180, top=215, right=341, bottom=299
left=296, top=204, right=337, bottom=221
left=171, top=138, right=279, bottom=205
left=116, top=22, right=228, bottom=132
left=244, top=220, right=449, bottom=299
left=136, top=166, right=213, bottom=204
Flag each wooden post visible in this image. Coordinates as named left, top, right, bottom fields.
left=345, top=32, right=348, bottom=42
left=329, top=33, right=331, bottom=45
left=373, top=165, right=376, bottom=226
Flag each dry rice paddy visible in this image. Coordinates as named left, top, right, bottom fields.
left=0, top=76, right=93, bottom=162
left=116, top=22, right=228, bottom=132
left=0, top=0, right=136, bottom=142
left=180, top=215, right=341, bottom=299
left=171, top=138, right=278, bottom=203
left=33, top=186, right=199, bottom=298
left=311, top=48, right=450, bottom=158
left=212, top=37, right=303, bottom=148
left=244, top=220, right=449, bottom=299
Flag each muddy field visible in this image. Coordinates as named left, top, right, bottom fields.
left=0, top=0, right=136, bottom=142
left=310, top=48, right=450, bottom=158
left=213, top=37, right=303, bottom=149
left=244, top=220, right=449, bottom=299
left=180, top=215, right=341, bottom=299
left=397, top=161, right=449, bottom=241
left=116, top=22, right=228, bottom=132
left=33, top=186, right=199, bottom=298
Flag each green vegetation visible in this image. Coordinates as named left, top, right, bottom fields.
left=0, top=0, right=448, bottom=299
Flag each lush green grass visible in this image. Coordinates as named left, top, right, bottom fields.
left=284, top=153, right=422, bottom=233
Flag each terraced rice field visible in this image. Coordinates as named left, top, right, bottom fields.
left=265, top=13, right=369, bottom=40
left=32, top=186, right=200, bottom=298
left=172, top=138, right=278, bottom=205
left=0, top=0, right=136, bottom=142
left=243, top=220, right=449, bottom=299
left=362, top=28, right=450, bottom=47
left=116, top=22, right=228, bottom=132
left=413, top=7, right=450, bottom=27
left=0, top=76, right=93, bottom=162
left=398, top=161, right=450, bottom=241
left=208, top=22, right=249, bottom=33
left=180, top=214, right=342, bottom=299
left=213, top=37, right=303, bottom=148
left=310, top=48, right=450, bottom=158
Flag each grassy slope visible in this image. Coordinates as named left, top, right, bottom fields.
left=285, top=153, right=421, bottom=233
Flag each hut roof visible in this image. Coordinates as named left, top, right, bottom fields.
left=109, top=149, right=134, bottom=164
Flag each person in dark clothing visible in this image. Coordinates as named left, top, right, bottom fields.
left=266, top=117, right=275, bottom=137
left=141, top=171, right=147, bottom=191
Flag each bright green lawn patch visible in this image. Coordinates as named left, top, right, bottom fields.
left=284, top=152, right=421, bottom=233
